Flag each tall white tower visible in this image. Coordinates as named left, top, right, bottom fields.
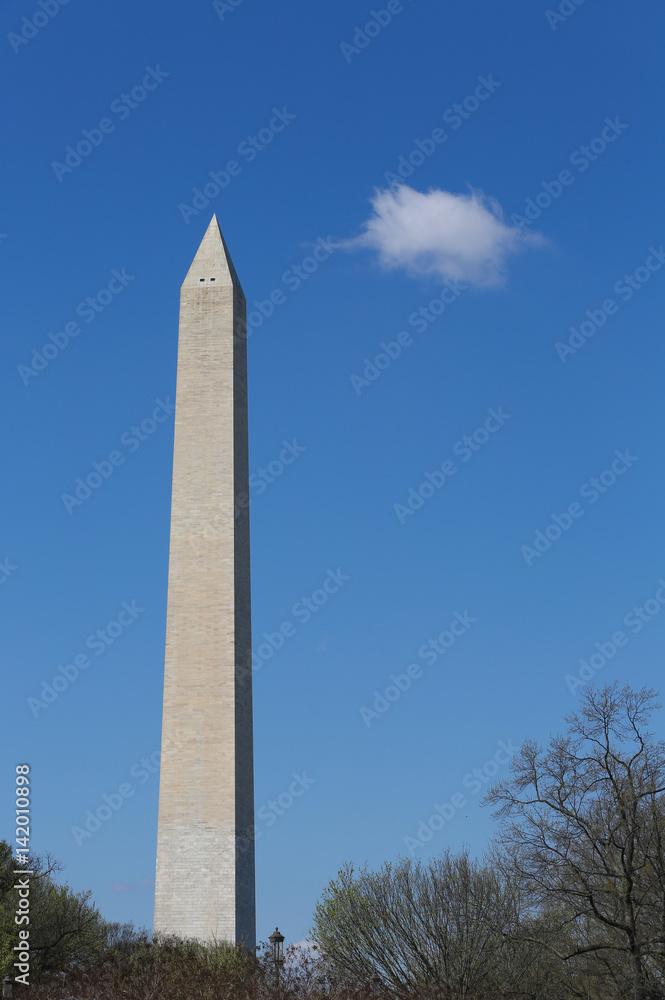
left=154, top=216, right=255, bottom=947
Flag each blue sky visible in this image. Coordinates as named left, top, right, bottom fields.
left=2, top=0, right=665, bottom=946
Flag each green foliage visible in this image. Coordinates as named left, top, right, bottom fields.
left=312, top=851, right=551, bottom=998
left=0, top=840, right=110, bottom=980
left=30, top=933, right=383, bottom=1000
left=149, top=933, right=253, bottom=977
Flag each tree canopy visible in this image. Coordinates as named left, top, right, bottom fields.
left=0, top=841, right=114, bottom=981
left=312, top=684, right=665, bottom=1000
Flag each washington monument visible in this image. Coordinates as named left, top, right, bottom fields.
left=154, top=217, right=255, bottom=947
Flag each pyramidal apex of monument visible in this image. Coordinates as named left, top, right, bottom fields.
left=182, top=215, right=243, bottom=293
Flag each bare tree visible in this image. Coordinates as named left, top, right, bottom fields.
left=311, top=848, right=550, bottom=998
left=483, top=682, right=665, bottom=1000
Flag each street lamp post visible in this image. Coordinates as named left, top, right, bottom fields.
left=269, top=926, right=285, bottom=986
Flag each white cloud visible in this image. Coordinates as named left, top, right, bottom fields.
left=347, top=184, right=544, bottom=287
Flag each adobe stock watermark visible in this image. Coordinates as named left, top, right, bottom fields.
left=565, top=578, right=665, bottom=696
left=0, top=558, right=18, bottom=586
left=232, top=439, right=306, bottom=519
left=510, top=116, right=628, bottom=233
left=555, top=245, right=665, bottom=362
left=546, top=0, right=587, bottom=31
left=213, top=0, right=246, bottom=20
left=178, top=107, right=296, bottom=224
left=403, top=739, right=517, bottom=854
left=359, top=611, right=477, bottom=727
left=13, top=763, right=32, bottom=986
left=383, top=75, right=501, bottom=193
left=51, top=66, right=169, bottom=181
left=18, top=268, right=135, bottom=386
left=8, top=0, right=74, bottom=53
left=27, top=601, right=145, bottom=717
left=71, top=750, right=160, bottom=846
left=239, top=568, right=350, bottom=683
left=340, top=0, right=414, bottom=62
left=235, top=237, right=339, bottom=343
left=520, top=449, right=638, bottom=567
left=61, top=398, right=174, bottom=513
left=237, top=771, right=317, bottom=855
left=350, top=279, right=466, bottom=395
left=393, top=407, right=511, bottom=524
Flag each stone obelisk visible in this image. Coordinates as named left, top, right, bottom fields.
left=154, top=216, right=255, bottom=947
